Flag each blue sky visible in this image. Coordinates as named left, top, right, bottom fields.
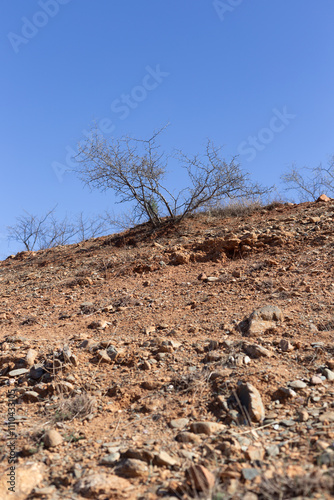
left=1, top=0, right=333, bottom=259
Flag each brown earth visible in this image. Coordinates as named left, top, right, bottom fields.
left=0, top=198, right=334, bottom=499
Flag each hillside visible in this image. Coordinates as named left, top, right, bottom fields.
left=1, top=196, right=334, bottom=499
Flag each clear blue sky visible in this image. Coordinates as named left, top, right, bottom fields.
left=1, top=0, right=333, bottom=259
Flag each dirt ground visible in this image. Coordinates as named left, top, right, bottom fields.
left=1, top=198, right=334, bottom=499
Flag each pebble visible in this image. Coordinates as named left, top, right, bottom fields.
left=43, top=429, right=63, bottom=448
left=289, top=380, right=307, bottom=390
left=190, top=421, right=224, bottom=435
left=154, top=451, right=178, bottom=467
left=25, top=348, right=38, bottom=367
left=115, top=458, right=149, bottom=478
left=242, top=468, right=260, bottom=481
left=8, top=368, right=29, bottom=377
left=169, top=418, right=189, bottom=429
left=185, top=464, right=215, bottom=491
left=323, top=368, right=334, bottom=381
left=99, top=452, right=121, bottom=465
left=310, top=376, right=323, bottom=385
left=237, top=382, right=265, bottom=423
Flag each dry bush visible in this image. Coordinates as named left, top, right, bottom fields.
left=52, top=393, right=96, bottom=422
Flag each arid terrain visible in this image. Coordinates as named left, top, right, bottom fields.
left=1, top=197, right=334, bottom=500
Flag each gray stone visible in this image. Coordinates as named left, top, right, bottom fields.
left=8, top=368, right=29, bottom=377
left=242, top=468, right=260, bottom=481
left=289, top=380, right=307, bottom=390
left=29, top=364, right=45, bottom=380
left=323, top=368, right=334, bottom=381
left=99, top=452, right=121, bottom=465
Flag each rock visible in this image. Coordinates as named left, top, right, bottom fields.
left=24, top=348, right=38, bottom=367
left=29, top=364, right=45, bottom=380
left=279, top=339, right=294, bottom=352
left=327, top=359, right=334, bottom=370
left=289, top=380, right=307, bottom=390
left=243, top=343, right=273, bottom=358
left=74, top=472, right=134, bottom=498
left=115, top=458, right=149, bottom=478
left=88, top=320, right=108, bottom=330
left=97, top=350, right=112, bottom=363
left=310, top=375, right=323, bottom=385
left=242, top=468, right=260, bottom=481
left=316, top=194, right=331, bottom=202
left=43, top=429, right=63, bottom=448
left=123, top=448, right=154, bottom=463
left=99, top=452, right=121, bottom=465
left=319, top=411, right=334, bottom=423
left=169, top=418, right=189, bottom=429
left=298, top=409, right=309, bottom=422
left=8, top=368, right=29, bottom=377
left=0, top=462, right=46, bottom=500
left=237, top=383, right=265, bottom=422
left=185, top=464, right=215, bottom=492
left=245, top=445, right=265, bottom=461
left=189, top=421, right=224, bottom=435
left=176, top=432, right=202, bottom=443
left=322, top=368, right=334, bottom=381
left=272, top=387, right=297, bottom=401
left=21, top=390, right=39, bottom=402
left=154, top=450, right=178, bottom=467
left=250, top=305, right=283, bottom=322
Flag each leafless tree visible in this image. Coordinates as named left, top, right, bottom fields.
left=74, top=126, right=270, bottom=226
left=8, top=206, right=110, bottom=252
left=281, top=156, right=334, bottom=201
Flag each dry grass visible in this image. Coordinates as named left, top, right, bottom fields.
left=258, top=469, right=334, bottom=499
left=52, top=393, right=96, bottom=422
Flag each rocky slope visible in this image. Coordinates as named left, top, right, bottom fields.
left=0, top=196, right=334, bottom=499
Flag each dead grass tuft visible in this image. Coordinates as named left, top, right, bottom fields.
left=52, top=393, right=96, bottom=422
left=258, top=469, right=334, bottom=499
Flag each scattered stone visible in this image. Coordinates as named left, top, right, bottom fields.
left=322, top=368, right=334, bottom=381
left=115, top=458, right=149, bottom=478
left=154, top=450, right=178, bottom=467
left=8, top=368, right=29, bottom=377
left=29, top=364, right=45, bottom=380
left=97, top=350, right=112, bottom=363
left=242, top=468, right=260, bottom=481
left=319, top=411, right=334, bottom=423
left=237, top=383, right=265, bottom=422
left=245, top=445, right=265, bottom=461
left=272, top=387, right=297, bottom=401
left=288, top=380, right=307, bottom=390
left=21, top=390, right=40, bottom=403
left=243, top=343, right=273, bottom=358
left=43, top=429, right=63, bottom=448
left=316, top=193, right=331, bottom=202
left=88, top=320, right=108, bottom=330
left=310, top=375, right=323, bottom=385
left=176, top=432, right=202, bottom=443
left=169, top=418, right=189, bottom=429
left=298, top=409, right=309, bottom=422
left=279, top=339, right=294, bottom=352
left=190, top=421, right=224, bottom=435
left=185, top=464, right=215, bottom=492
left=74, top=472, right=134, bottom=498
left=0, top=462, right=46, bottom=500
left=25, top=348, right=38, bottom=367
left=99, top=452, right=121, bottom=465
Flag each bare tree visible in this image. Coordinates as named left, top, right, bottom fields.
left=74, top=126, right=270, bottom=226
left=8, top=207, right=110, bottom=252
left=281, top=156, right=334, bottom=201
